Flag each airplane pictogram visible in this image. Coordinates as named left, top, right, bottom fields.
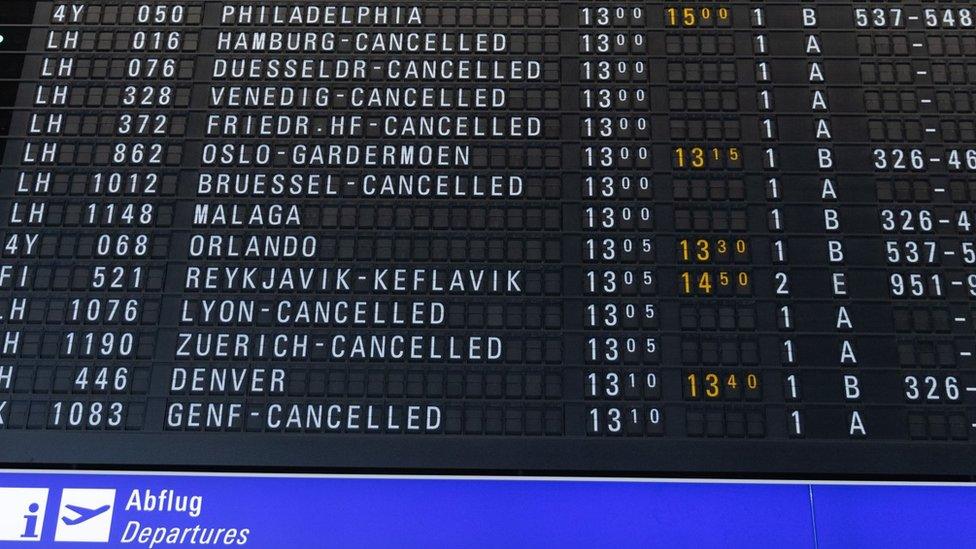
left=60, top=504, right=111, bottom=526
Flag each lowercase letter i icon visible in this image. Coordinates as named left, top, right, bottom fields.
left=21, top=503, right=40, bottom=539
left=0, top=488, right=48, bottom=541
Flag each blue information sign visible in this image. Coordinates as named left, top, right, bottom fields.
left=0, top=470, right=969, bottom=548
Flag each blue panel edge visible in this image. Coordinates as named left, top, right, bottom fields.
left=0, top=470, right=969, bottom=548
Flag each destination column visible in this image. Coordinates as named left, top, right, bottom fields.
left=164, top=3, right=566, bottom=437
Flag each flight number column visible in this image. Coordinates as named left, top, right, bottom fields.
left=51, top=2, right=199, bottom=432
left=117, top=2, right=200, bottom=431
left=0, top=2, right=200, bottom=432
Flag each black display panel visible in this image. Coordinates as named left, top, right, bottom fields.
left=1, top=0, right=975, bottom=480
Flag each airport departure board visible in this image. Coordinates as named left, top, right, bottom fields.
left=0, top=0, right=975, bottom=479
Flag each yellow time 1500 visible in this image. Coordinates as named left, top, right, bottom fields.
left=665, top=6, right=731, bottom=27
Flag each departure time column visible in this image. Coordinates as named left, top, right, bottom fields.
left=578, top=2, right=663, bottom=437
